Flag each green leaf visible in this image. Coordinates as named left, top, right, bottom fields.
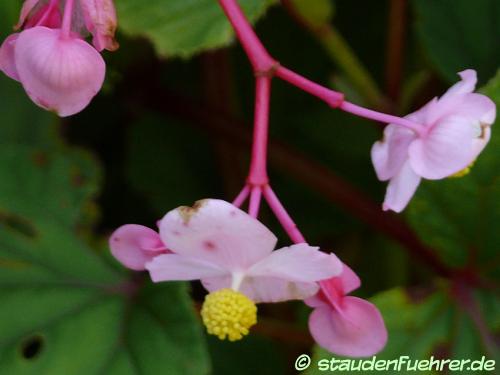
left=0, top=76, right=58, bottom=148
left=0, top=1, right=18, bottom=40
left=406, top=71, right=500, bottom=271
left=413, top=0, right=500, bottom=83
left=0, top=145, right=210, bottom=374
left=116, top=0, right=276, bottom=58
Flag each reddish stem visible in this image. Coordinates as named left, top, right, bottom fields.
left=275, top=66, right=344, bottom=108
left=233, top=186, right=250, bottom=207
left=61, top=0, right=74, bottom=38
left=262, top=185, right=306, bottom=244
left=217, top=0, right=276, bottom=72
left=249, top=186, right=263, bottom=218
left=247, top=76, right=272, bottom=186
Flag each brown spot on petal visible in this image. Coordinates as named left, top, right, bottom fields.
left=479, top=123, right=488, bottom=140
left=177, top=199, right=208, bottom=224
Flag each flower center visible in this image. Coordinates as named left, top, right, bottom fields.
left=201, top=288, right=257, bottom=341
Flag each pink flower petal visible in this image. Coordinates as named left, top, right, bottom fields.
left=147, top=254, right=227, bottom=282
left=425, top=70, right=480, bottom=125
left=338, top=263, right=361, bottom=295
left=0, top=34, right=20, bottom=81
left=455, top=93, right=496, bottom=125
left=202, top=276, right=320, bottom=303
left=15, top=26, right=105, bottom=117
left=305, top=263, right=359, bottom=308
left=16, top=0, right=40, bottom=29
left=309, top=297, right=387, bottom=357
left=80, top=0, right=119, bottom=51
left=383, top=161, right=421, bottom=213
left=24, top=2, right=62, bottom=29
left=371, top=124, right=415, bottom=181
left=158, top=199, right=277, bottom=271
left=409, top=115, right=477, bottom=179
left=247, top=244, right=342, bottom=282
left=442, top=69, right=477, bottom=99
left=109, top=224, right=166, bottom=271
left=471, top=126, right=491, bottom=161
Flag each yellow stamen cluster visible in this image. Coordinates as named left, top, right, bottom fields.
left=450, top=161, right=475, bottom=178
left=201, top=289, right=257, bottom=341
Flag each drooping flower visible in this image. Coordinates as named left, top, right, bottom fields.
left=142, top=199, right=343, bottom=341
left=0, top=0, right=118, bottom=117
left=371, top=69, right=496, bottom=212
left=109, top=224, right=169, bottom=271
left=306, top=264, right=387, bottom=357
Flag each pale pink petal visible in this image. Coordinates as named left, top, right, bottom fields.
left=409, top=115, right=477, bottom=179
left=383, top=161, right=421, bottom=213
left=338, top=263, right=361, bottom=295
left=371, top=125, right=415, bottom=181
left=202, top=276, right=320, bottom=303
left=304, top=294, right=327, bottom=308
left=158, top=199, right=277, bottom=271
left=309, top=297, right=387, bottom=357
left=247, top=245, right=342, bottom=282
left=109, top=224, right=167, bottom=271
left=80, top=0, right=119, bottom=51
left=0, top=34, right=20, bottom=81
left=147, top=254, right=227, bottom=282
left=456, top=93, right=496, bottom=125
left=15, top=27, right=105, bottom=117
left=442, top=69, right=477, bottom=98
left=405, top=97, right=439, bottom=126
left=471, top=126, right=491, bottom=160
left=425, top=70, right=479, bottom=125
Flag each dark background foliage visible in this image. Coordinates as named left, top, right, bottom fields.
left=0, top=0, right=498, bottom=374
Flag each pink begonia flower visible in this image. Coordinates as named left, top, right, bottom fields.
left=142, top=199, right=342, bottom=341
left=147, top=199, right=342, bottom=302
left=372, top=69, right=496, bottom=212
left=0, top=0, right=118, bottom=117
left=306, top=264, right=387, bottom=357
left=109, top=224, right=169, bottom=271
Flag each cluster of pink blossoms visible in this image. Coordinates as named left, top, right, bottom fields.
left=110, top=199, right=387, bottom=356
left=0, top=0, right=118, bottom=116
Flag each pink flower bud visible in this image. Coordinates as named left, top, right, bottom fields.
left=14, top=27, right=106, bottom=117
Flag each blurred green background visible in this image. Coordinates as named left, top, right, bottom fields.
left=0, top=0, right=498, bottom=374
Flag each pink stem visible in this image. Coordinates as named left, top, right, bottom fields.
left=276, top=66, right=344, bottom=108
left=61, top=0, right=74, bottom=38
left=217, top=0, right=276, bottom=72
left=233, top=185, right=250, bottom=207
left=218, top=0, right=424, bottom=135
left=263, top=185, right=306, bottom=244
left=247, top=76, right=271, bottom=186
left=277, top=66, right=423, bottom=134
left=248, top=187, right=263, bottom=218
left=340, top=101, right=424, bottom=134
